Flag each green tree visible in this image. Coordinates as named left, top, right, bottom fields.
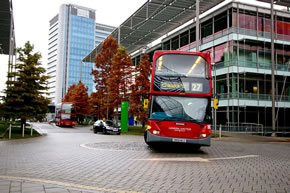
left=63, top=81, right=89, bottom=123
left=2, top=41, right=50, bottom=127
left=129, top=53, right=151, bottom=128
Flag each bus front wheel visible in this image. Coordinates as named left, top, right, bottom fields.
left=144, top=131, right=152, bottom=146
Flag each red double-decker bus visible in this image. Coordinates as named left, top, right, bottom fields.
left=144, top=51, right=212, bottom=148
left=55, top=102, right=76, bottom=127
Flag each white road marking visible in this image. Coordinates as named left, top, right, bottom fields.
left=208, top=155, right=259, bottom=160
left=80, top=143, right=143, bottom=152
left=132, top=155, right=259, bottom=162
left=31, top=124, right=48, bottom=135
left=134, top=157, right=209, bottom=162
left=0, top=175, right=140, bottom=193
left=80, top=144, right=259, bottom=162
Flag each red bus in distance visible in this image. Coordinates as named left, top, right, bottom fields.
left=144, top=50, right=212, bottom=148
left=55, top=102, right=76, bottom=127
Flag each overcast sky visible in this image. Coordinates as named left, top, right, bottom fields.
left=0, top=0, right=147, bottom=94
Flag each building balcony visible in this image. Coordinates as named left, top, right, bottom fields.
left=217, top=92, right=290, bottom=108
left=218, top=92, right=290, bottom=102
left=179, top=27, right=290, bottom=52
left=215, top=60, right=290, bottom=72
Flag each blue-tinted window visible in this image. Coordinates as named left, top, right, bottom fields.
left=67, top=15, right=95, bottom=94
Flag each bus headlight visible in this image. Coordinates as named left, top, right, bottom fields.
left=200, top=125, right=211, bottom=138
left=200, top=134, right=207, bottom=138
left=153, top=130, right=160, bottom=135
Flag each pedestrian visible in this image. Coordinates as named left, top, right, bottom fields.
left=134, top=116, right=137, bottom=126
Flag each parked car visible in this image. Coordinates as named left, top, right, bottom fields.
left=48, top=119, right=56, bottom=124
left=93, top=120, right=121, bottom=135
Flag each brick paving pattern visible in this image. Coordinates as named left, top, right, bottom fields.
left=0, top=123, right=289, bottom=193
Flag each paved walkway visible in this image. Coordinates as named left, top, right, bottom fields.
left=0, top=123, right=289, bottom=193
left=0, top=177, right=100, bottom=193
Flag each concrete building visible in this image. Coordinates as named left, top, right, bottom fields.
left=0, top=0, right=16, bottom=87
left=47, top=4, right=114, bottom=104
left=95, top=23, right=115, bottom=46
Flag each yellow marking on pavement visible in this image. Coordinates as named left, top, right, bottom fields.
left=133, top=155, right=259, bottom=162
left=0, top=175, right=141, bottom=193
left=208, top=155, right=259, bottom=161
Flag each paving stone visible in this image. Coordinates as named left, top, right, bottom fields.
left=0, top=123, right=289, bottom=193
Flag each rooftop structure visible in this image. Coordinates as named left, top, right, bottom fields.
left=82, top=0, right=225, bottom=62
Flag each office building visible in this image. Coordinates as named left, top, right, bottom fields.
left=84, top=0, right=290, bottom=134
left=47, top=4, right=114, bottom=104
left=156, top=1, right=290, bottom=134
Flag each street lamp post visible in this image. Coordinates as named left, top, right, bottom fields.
left=212, top=63, right=217, bottom=137
left=196, top=0, right=200, bottom=52
left=271, top=0, right=276, bottom=136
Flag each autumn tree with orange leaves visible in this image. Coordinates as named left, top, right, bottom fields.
left=129, top=53, right=151, bottom=128
left=63, top=81, right=89, bottom=123
left=91, top=35, right=118, bottom=119
left=107, top=46, right=134, bottom=114
left=88, top=92, right=102, bottom=120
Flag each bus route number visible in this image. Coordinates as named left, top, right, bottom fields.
left=192, top=83, right=203, bottom=92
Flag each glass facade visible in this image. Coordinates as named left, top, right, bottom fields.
left=68, top=15, right=95, bottom=94
left=47, top=5, right=115, bottom=104
left=159, top=2, right=290, bottom=134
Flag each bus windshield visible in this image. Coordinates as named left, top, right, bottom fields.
left=61, top=103, right=75, bottom=113
left=150, top=95, right=211, bottom=123
left=155, top=54, right=208, bottom=78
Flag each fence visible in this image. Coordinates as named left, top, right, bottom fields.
left=219, top=122, right=290, bottom=136
left=0, top=122, right=34, bottom=139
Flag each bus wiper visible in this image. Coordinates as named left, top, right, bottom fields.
left=188, top=119, right=204, bottom=126
left=156, top=116, right=179, bottom=124
left=159, top=72, right=186, bottom=77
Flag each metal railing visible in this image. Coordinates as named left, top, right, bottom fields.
left=215, top=60, right=290, bottom=72
left=218, top=93, right=290, bottom=102
left=178, top=26, right=290, bottom=52
left=0, top=123, right=34, bottom=140
left=220, top=123, right=290, bottom=135
left=223, top=122, right=264, bottom=135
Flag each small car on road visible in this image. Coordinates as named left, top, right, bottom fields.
left=48, top=119, right=56, bottom=125
left=93, top=120, right=121, bottom=135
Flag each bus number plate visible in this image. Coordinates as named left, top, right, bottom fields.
left=172, top=138, right=186, bottom=143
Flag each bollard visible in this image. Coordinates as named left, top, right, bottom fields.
left=9, top=124, right=11, bottom=139
left=31, top=124, right=33, bottom=136
left=22, top=124, right=25, bottom=137
left=219, top=124, right=222, bottom=139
